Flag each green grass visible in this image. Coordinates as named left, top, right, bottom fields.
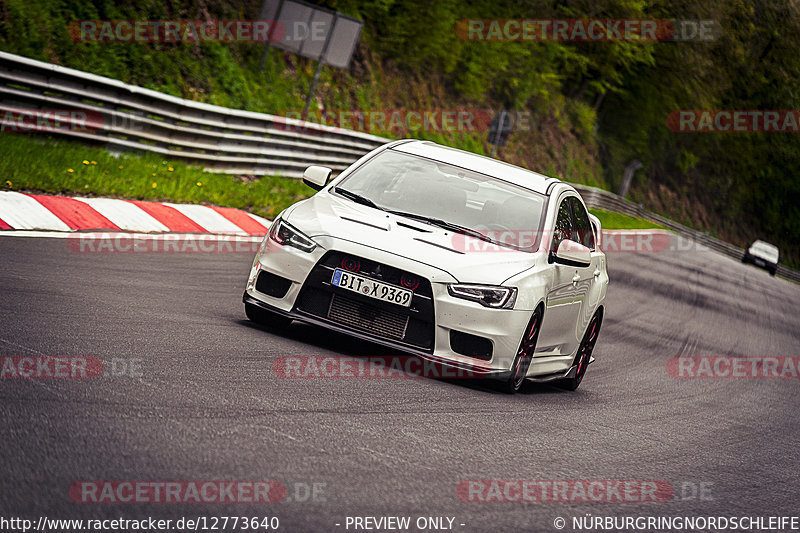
left=1, top=134, right=665, bottom=231
left=0, top=133, right=310, bottom=219
left=589, top=208, right=666, bottom=230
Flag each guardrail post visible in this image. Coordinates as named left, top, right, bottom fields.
left=618, top=160, right=643, bottom=198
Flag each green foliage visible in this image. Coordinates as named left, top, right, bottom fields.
left=0, top=0, right=798, bottom=266
left=589, top=208, right=665, bottom=230
left=0, top=134, right=310, bottom=219
left=676, top=151, right=699, bottom=175
left=567, top=100, right=597, bottom=144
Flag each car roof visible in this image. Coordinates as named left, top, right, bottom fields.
left=390, top=140, right=560, bottom=195
left=752, top=240, right=778, bottom=251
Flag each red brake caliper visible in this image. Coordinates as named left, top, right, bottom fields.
left=577, top=319, right=596, bottom=375
left=516, top=315, right=539, bottom=379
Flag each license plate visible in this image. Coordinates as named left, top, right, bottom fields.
left=754, top=258, right=765, bottom=267
left=331, top=269, right=412, bottom=307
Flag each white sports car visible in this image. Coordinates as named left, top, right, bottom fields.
left=243, top=140, right=608, bottom=392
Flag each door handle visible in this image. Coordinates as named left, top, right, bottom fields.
left=593, top=269, right=601, bottom=277
left=572, top=274, right=581, bottom=286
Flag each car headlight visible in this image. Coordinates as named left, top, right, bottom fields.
left=268, top=218, right=317, bottom=252
left=447, top=284, right=517, bottom=309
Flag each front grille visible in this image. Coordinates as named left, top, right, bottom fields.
left=328, top=294, right=408, bottom=340
left=294, top=251, right=435, bottom=351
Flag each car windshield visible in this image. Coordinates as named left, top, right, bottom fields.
left=753, top=240, right=778, bottom=252
left=335, top=150, right=547, bottom=251
left=751, top=241, right=779, bottom=259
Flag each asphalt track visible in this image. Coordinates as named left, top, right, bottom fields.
left=1, top=234, right=799, bottom=532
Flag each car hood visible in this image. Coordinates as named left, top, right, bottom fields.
left=284, top=192, right=540, bottom=284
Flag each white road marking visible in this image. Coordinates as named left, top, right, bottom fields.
left=247, top=212, right=272, bottom=229
left=73, top=197, right=170, bottom=232
left=163, top=203, right=247, bottom=234
left=0, top=191, right=71, bottom=231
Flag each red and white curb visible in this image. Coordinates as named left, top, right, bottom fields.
left=0, top=191, right=270, bottom=236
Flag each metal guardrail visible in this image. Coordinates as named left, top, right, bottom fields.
left=1, top=51, right=797, bottom=282
left=574, top=184, right=800, bottom=283
left=0, top=51, right=387, bottom=178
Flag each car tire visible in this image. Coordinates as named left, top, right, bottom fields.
left=558, top=310, right=603, bottom=391
left=502, top=306, right=543, bottom=394
left=245, top=302, right=292, bottom=329
left=769, top=265, right=777, bottom=276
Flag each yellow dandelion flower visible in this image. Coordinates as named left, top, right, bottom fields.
left=90, top=161, right=97, bottom=165
left=82, top=160, right=90, bottom=165
left=5, top=180, right=12, bottom=186
left=118, top=166, right=124, bottom=170
left=168, top=167, right=174, bottom=172
left=67, top=169, right=74, bottom=173
left=152, top=182, right=157, bottom=188
left=196, top=181, right=202, bottom=187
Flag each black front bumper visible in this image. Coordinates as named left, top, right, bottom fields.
left=243, top=251, right=586, bottom=384
left=243, top=292, right=585, bottom=384
left=243, top=292, right=503, bottom=378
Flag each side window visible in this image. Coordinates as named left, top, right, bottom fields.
left=591, top=219, right=601, bottom=249
left=568, top=197, right=595, bottom=250
left=551, top=198, right=573, bottom=253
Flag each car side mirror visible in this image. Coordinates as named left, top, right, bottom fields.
left=302, top=166, right=332, bottom=191
left=552, top=239, right=592, bottom=267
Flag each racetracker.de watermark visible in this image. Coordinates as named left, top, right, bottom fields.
left=450, top=229, right=676, bottom=254
left=67, top=233, right=262, bottom=254
left=668, top=110, right=800, bottom=132
left=456, top=19, right=718, bottom=42
left=69, top=481, right=286, bottom=503
left=1, top=109, right=104, bottom=133
left=275, top=109, right=531, bottom=134
left=0, top=356, right=103, bottom=379
left=667, top=356, right=800, bottom=379
left=273, top=356, right=483, bottom=380
left=457, top=480, right=675, bottom=503
left=0, top=356, right=144, bottom=379
left=68, top=20, right=292, bottom=43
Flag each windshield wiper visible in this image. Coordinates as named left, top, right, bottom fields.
left=386, top=210, right=498, bottom=245
left=334, top=187, right=384, bottom=210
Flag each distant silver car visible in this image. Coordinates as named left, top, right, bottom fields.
left=742, top=240, right=779, bottom=276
